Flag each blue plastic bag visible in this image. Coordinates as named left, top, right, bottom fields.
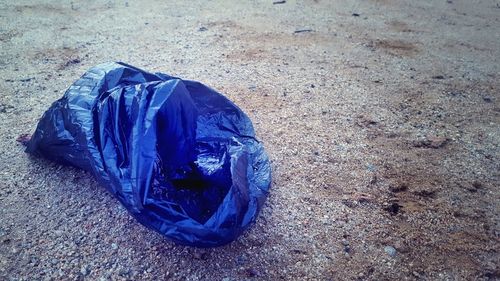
left=26, top=62, right=271, bottom=247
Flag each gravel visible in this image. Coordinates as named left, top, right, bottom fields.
left=0, top=0, right=499, bottom=280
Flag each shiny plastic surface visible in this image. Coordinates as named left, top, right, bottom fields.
left=26, top=62, right=271, bottom=247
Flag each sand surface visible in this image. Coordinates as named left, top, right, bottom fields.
left=0, top=0, right=499, bottom=280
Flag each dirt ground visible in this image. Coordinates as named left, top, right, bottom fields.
left=0, top=0, right=499, bottom=280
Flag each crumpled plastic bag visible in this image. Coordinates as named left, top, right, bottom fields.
left=26, top=62, right=271, bottom=247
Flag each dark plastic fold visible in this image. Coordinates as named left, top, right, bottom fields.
left=26, top=62, right=271, bottom=247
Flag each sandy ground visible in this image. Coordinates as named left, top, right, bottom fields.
left=1, top=0, right=499, bottom=280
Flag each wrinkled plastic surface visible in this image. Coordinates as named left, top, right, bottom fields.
left=26, top=62, right=271, bottom=247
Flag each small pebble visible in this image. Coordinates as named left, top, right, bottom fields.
left=119, top=267, right=130, bottom=277
left=236, top=255, right=247, bottom=265
left=193, top=251, right=208, bottom=260
left=246, top=268, right=259, bottom=277
left=80, top=265, right=89, bottom=276
left=384, top=246, right=397, bottom=257
left=366, top=163, right=376, bottom=172
left=344, top=245, right=351, bottom=253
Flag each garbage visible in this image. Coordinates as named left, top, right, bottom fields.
left=26, top=62, right=271, bottom=247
